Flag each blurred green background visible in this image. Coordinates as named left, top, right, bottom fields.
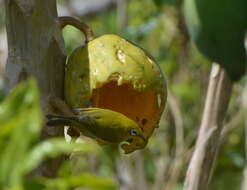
left=0, top=0, right=245, bottom=190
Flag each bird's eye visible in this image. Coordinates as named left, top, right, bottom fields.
left=130, top=129, right=138, bottom=136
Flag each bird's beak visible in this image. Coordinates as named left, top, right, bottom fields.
left=137, top=134, right=146, bottom=142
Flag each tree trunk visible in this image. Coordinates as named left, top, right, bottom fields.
left=5, top=0, right=66, bottom=177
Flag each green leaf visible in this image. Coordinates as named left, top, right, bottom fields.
left=0, top=78, right=42, bottom=189
left=23, top=138, right=101, bottom=174
left=42, top=173, right=116, bottom=190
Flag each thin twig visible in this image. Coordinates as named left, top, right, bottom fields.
left=220, top=109, right=245, bottom=144
left=168, top=90, right=185, bottom=156
left=134, top=151, right=148, bottom=190
left=58, top=16, right=95, bottom=42
left=162, top=90, right=185, bottom=190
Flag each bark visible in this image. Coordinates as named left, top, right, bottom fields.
left=183, top=63, right=233, bottom=190
left=5, top=0, right=66, bottom=177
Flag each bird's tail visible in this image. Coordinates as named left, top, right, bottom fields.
left=46, top=115, right=76, bottom=126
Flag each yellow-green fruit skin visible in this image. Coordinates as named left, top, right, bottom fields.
left=65, top=34, right=166, bottom=109
left=65, top=34, right=167, bottom=153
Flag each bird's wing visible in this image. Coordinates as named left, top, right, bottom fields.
left=46, top=114, right=107, bottom=141
left=76, top=114, right=98, bottom=127
left=46, top=114, right=98, bottom=133
left=73, top=107, right=103, bottom=115
left=46, top=114, right=76, bottom=126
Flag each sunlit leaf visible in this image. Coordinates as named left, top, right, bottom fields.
left=42, top=173, right=116, bottom=190
left=23, top=138, right=101, bottom=174
left=0, top=78, right=42, bottom=188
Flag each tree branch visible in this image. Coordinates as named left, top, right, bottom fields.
left=59, top=16, right=95, bottom=43
left=183, top=63, right=233, bottom=190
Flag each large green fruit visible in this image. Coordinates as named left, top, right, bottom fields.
left=184, top=0, right=247, bottom=81
left=65, top=34, right=167, bottom=153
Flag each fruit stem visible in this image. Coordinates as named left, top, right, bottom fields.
left=59, top=16, right=95, bottom=42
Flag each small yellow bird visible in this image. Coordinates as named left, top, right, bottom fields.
left=46, top=108, right=146, bottom=145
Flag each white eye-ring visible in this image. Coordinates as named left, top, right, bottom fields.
left=130, top=129, right=138, bottom=136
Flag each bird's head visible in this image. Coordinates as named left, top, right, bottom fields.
left=121, top=126, right=147, bottom=153
left=126, top=127, right=146, bottom=143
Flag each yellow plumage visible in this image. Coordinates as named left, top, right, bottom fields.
left=47, top=108, right=146, bottom=147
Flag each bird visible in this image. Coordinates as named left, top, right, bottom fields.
left=46, top=107, right=146, bottom=145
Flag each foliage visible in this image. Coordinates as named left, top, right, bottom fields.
left=61, top=0, right=243, bottom=189
left=184, top=0, right=247, bottom=81
left=0, top=79, right=116, bottom=190
left=0, top=0, right=245, bottom=189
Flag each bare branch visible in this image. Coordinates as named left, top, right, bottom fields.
left=168, top=90, right=185, bottom=156
left=183, top=63, right=233, bottom=190
left=161, top=90, right=185, bottom=189
left=59, top=16, right=95, bottom=42
left=220, top=109, right=245, bottom=144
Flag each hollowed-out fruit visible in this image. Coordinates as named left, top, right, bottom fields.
left=65, top=34, right=167, bottom=153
